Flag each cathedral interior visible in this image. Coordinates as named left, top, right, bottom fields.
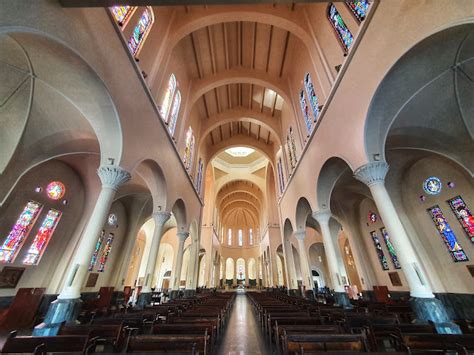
left=0, top=0, right=473, bottom=353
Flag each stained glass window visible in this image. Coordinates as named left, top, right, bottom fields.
left=195, top=158, right=204, bottom=195
left=380, top=228, right=401, bottom=269
left=327, top=3, right=354, bottom=53
left=128, top=7, right=154, bottom=56
left=183, top=127, right=195, bottom=171
left=107, top=214, right=118, bottom=228
left=304, top=73, right=319, bottom=123
left=427, top=205, right=468, bottom=262
left=98, top=233, right=114, bottom=272
left=423, top=176, right=442, bottom=195
left=46, top=181, right=66, bottom=200
left=286, top=127, right=297, bottom=171
left=23, top=209, right=62, bottom=265
left=168, top=90, right=181, bottom=135
left=249, top=228, right=253, bottom=245
left=160, top=74, right=177, bottom=122
left=110, top=5, right=136, bottom=26
left=277, top=157, right=285, bottom=195
left=345, top=0, right=370, bottom=22
left=447, top=196, right=474, bottom=243
left=228, top=229, right=232, bottom=246
left=89, top=230, right=105, bottom=271
left=299, top=91, right=312, bottom=135
left=0, top=201, right=42, bottom=263
left=238, top=229, right=243, bottom=247
left=370, top=231, right=389, bottom=270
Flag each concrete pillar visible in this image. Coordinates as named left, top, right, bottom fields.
left=312, top=210, right=351, bottom=308
left=170, top=232, right=189, bottom=298
left=354, top=162, right=460, bottom=333
left=185, top=238, right=199, bottom=297
left=137, top=211, right=171, bottom=307
left=283, top=238, right=298, bottom=294
left=34, top=166, right=131, bottom=335
left=295, top=230, right=315, bottom=299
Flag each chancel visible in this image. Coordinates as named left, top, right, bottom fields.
left=0, top=0, right=473, bottom=353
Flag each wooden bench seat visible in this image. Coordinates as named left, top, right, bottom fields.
left=58, top=322, right=125, bottom=352
left=394, top=333, right=474, bottom=354
left=275, top=324, right=344, bottom=353
left=125, top=333, right=209, bottom=354
left=282, top=333, right=369, bottom=355
left=364, top=323, right=436, bottom=351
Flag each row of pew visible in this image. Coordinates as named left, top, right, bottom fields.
left=247, top=292, right=474, bottom=354
left=2, top=292, right=235, bottom=354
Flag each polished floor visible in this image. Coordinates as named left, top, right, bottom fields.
left=215, top=292, right=270, bottom=355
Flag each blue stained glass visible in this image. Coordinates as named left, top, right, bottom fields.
left=380, top=228, right=401, bottom=269
left=345, top=0, right=370, bottom=22
left=277, top=158, right=285, bottom=195
left=128, top=7, right=154, bottom=56
left=304, top=73, right=319, bottom=123
left=370, top=231, right=389, bottom=270
left=89, top=230, right=105, bottom=271
left=428, top=205, right=468, bottom=262
left=299, top=91, right=312, bottom=134
left=328, top=3, right=354, bottom=53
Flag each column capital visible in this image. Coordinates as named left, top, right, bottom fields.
left=295, top=230, right=306, bottom=241
left=177, top=231, right=190, bottom=241
left=97, top=165, right=131, bottom=191
left=353, top=161, right=389, bottom=187
left=152, top=211, right=171, bottom=226
left=312, top=209, right=331, bottom=224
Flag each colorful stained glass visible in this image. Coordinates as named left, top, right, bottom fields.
left=160, top=74, right=177, bottom=122
left=228, top=229, right=232, bottom=246
left=23, top=209, right=62, bottom=265
left=0, top=201, right=42, bottom=263
left=427, top=205, right=468, bottom=262
left=168, top=90, right=181, bottom=135
left=277, top=157, right=285, bottom=194
left=98, top=233, right=114, bottom=272
left=89, top=230, right=105, bottom=271
left=447, top=196, right=474, bottom=242
left=370, top=231, right=389, bottom=270
left=286, top=127, right=297, bottom=171
left=46, top=181, right=66, bottom=200
left=327, top=3, right=354, bottom=53
left=183, top=127, right=195, bottom=171
left=195, top=158, right=204, bottom=195
left=110, top=6, right=135, bottom=26
left=345, top=0, right=370, bottom=22
left=128, top=7, right=154, bottom=56
left=107, top=214, right=118, bottom=227
left=368, top=211, right=377, bottom=223
left=380, top=228, right=401, bottom=269
left=299, top=91, right=312, bottom=134
left=423, top=176, right=442, bottom=195
left=304, top=73, right=319, bottom=122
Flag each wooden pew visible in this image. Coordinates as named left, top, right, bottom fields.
left=151, top=323, right=216, bottom=352
left=58, top=322, right=125, bottom=352
left=364, top=324, right=436, bottom=352
left=274, top=324, right=343, bottom=354
left=1, top=330, right=92, bottom=354
left=169, top=316, right=219, bottom=338
left=0, top=288, right=45, bottom=331
left=125, top=333, right=209, bottom=354
left=394, top=333, right=474, bottom=354
left=281, top=333, right=369, bottom=355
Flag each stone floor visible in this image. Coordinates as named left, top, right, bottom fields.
left=214, top=291, right=270, bottom=355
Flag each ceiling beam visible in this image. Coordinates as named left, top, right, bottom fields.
left=260, top=87, right=266, bottom=113
left=279, top=31, right=290, bottom=77
left=60, top=0, right=325, bottom=6
left=265, top=25, right=273, bottom=73
left=257, top=125, right=261, bottom=141
left=210, top=130, right=215, bottom=145
left=271, top=91, right=278, bottom=116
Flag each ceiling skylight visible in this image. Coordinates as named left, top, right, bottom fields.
left=225, top=147, right=255, bottom=157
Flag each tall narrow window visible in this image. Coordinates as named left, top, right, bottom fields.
left=370, top=231, right=389, bottom=270
left=380, top=228, right=401, bottom=269
left=195, top=158, right=204, bottom=195
left=160, top=74, right=177, bottom=122
left=427, top=206, right=468, bottom=262
left=23, top=209, right=62, bottom=265
left=183, top=127, right=195, bottom=171
left=228, top=229, right=232, bottom=246
left=249, top=228, right=253, bottom=245
left=168, top=90, right=181, bottom=135
left=345, top=0, right=370, bottom=22
left=327, top=3, right=354, bottom=53
left=98, top=233, right=115, bottom=272
left=304, top=73, right=319, bottom=123
left=299, top=91, right=312, bottom=135
left=238, top=229, right=243, bottom=247
left=89, top=230, right=105, bottom=271
left=286, top=127, right=297, bottom=170
left=128, top=7, right=154, bottom=57
left=110, top=6, right=136, bottom=27
left=277, top=157, right=285, bottom=195
left=447, top=196, right=474, bottom=242
left=0, top=201, right=42, bottom=263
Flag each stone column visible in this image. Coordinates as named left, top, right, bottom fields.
left=34, top=166, right=131, bottom=335
left=184, top=238, right=199, bottom=297
left=312, top=210, right=351, bottom=308
left=354, top=161, right=460, bottom=333
left=295, top=230, right=315, bottom=300
left=170, top=232, right=189, bottom=299
left=222, top=259, right=227, bottom=289
left=136, top=211, right=171, bottom=308
left=283, top=238, right=298, bottom=295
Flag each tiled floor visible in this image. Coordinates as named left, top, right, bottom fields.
left=214, top=292, right=270, bottom=355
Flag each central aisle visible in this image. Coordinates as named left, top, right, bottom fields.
left=215, top=292, right=270, bottom=355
